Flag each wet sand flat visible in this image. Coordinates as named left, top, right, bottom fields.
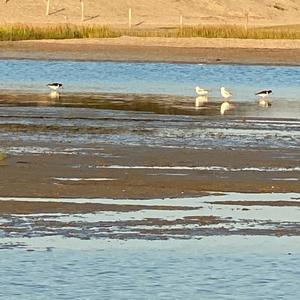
left=0, top=199, right=196, bottom=214
left=1, top=143, right=300, bottom=199
left=0, top=92, right=299, bottom=199
left=1, top=194, right=300, bottom=240
left=1, top=38, right=300, bottom=65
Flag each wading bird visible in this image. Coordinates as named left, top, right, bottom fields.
left=255, top=90, right=272, bottom=107
left=255, top=90, right=272, bottom=98
left=47, top=82, right=63, bottom=98
left=195, top=86, right=208, bottom=96
left=220, top=86, right=232, bottom=99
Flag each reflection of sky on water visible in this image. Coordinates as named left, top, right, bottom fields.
left=0, top=60, right=299, bottom=100
left=1, top=236, right=300, bottom=299
left=1, top=235, right=300, bottom=253
left=1, top=104, right=299, bottom=149
left=1, top=192, right=300, bottom=223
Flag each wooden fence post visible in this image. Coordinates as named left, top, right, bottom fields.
left=180, top=15, right=183, bottom=29
left=128, top=8, right=132, bottom=29
left=80, top=0, right=84, bottom=21
left=46, top=0, right=50, bottom=16
left=245, top=11, right=249, bottom=34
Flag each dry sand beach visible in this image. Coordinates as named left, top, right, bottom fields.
left=1, top=0, right=300, bottom=26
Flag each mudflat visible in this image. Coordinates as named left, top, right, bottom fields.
left=1, top=142, right=300, bottom=199
left=0, top=91, right=299, bottom=199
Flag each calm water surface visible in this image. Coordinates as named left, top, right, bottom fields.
left=1, top=193, right=300, bottom=299
left=1, top=237, right=300, bottom=300
left=0, top=60, right=299, bottom=100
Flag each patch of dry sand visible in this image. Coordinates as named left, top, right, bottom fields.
left=0, top=0, right=300, bottom=26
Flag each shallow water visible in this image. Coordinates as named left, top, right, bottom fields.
left=0, top=60, right=299, bottom=150
left=0, top=60, right=299, bottom=100
left=1, top=192, right=300, bottom=298
left=1, top=191, right=300, bottom=299
left=1, top=237, right=300, bottom=300
left=1, top=192, right=300, bottom=239
left=1, top=103, right=300, bottom=150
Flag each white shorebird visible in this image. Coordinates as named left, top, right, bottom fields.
left=195, top=86, right=209, bottom=96
left=220, top=86, right=232, bottom=99
left=47, top=82, right=63, bottom=98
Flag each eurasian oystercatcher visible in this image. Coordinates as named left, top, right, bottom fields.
left=255, top=90, right=272, bottom=98
left=47, top=83, right=63, bottom=91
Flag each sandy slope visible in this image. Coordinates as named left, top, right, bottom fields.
left=0, top=0, right=300, bottom=27
left=1, top=37, right=300, bottom=65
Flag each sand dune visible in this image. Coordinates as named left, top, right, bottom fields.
left=0, top=0, right=299, bottom=27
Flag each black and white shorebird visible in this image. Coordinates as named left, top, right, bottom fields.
left=47, top=82, right=63, bottom=98
left=255, top=90, right=272, bottom=107
left=255, top=90, right=272, bottom=98
left=47, top=82, right=63, bottom=91
left=220, top=86, right=232, bottom=99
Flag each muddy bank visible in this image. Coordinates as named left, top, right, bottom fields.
left=1, top=143, right=300, bottom=198
left=0, top=200, right=196, bottom=214
left=1, top=38, right=300, bottom=65
left=0, top=91, right=299, bottom=198
left=1, top=204, right=300, bottom=240
left=208, top=200, right=300, bottom=206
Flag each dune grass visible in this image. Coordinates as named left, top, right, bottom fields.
left=126, top=25, right=300, bottom=39
left=0, top=24, right=120, bottom=41
left=0, top=24, right=299, bottom=41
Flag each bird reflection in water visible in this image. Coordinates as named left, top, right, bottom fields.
left=195, top=95, right=208, bottom=109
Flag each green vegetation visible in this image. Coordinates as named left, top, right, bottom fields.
left=0, top=152, right=7, bottom=162
left=0, top=24, right=120, bottom=41
left=128, top=25, right=300, bottom=39
left=0, top=24, right=299, bottom=41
